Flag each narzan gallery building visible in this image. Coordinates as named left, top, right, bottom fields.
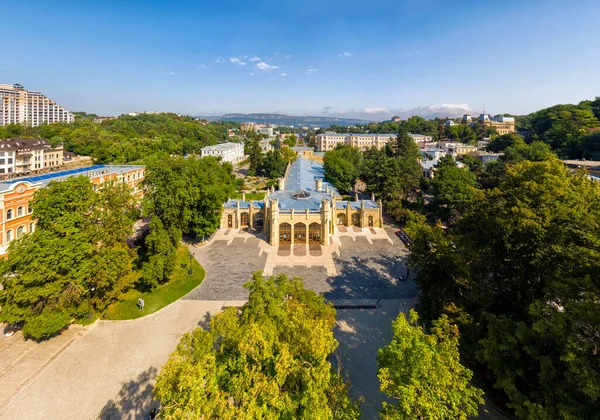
left=221, top=156, right=383, bottom=245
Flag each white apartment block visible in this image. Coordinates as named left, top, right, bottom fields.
left=0, top=84, right=74, bottom=127
left=200, top=142, right=245, bottom=163
left=0, top=138, right=64, bottom=177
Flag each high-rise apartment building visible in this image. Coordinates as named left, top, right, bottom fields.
left=0, top=83, right=75, bottom=127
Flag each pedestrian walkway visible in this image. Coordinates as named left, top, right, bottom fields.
left=0, top=300, right=225, bottom=420
left=0, top=324, right=88, bottom=410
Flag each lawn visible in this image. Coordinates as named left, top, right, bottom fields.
left=103, top=244, right=205, bottom=320
left=234, top=191, right=266, bottom=201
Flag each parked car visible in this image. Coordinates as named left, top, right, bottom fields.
left=395, top=229, right=413, bottom=248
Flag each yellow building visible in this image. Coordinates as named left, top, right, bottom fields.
left=0, top=165, right=145, bottom=256
left=221, top=156, right=382, bottom=245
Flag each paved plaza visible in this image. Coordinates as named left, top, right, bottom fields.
left=187, top=226, right=418, bottom=302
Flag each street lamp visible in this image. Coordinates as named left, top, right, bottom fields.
left=188, top=252, right=194, bottom=275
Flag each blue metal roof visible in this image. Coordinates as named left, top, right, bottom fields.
left=3, top=164, right=106, bottom=184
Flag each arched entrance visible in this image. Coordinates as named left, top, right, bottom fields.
left=279, top=223, right=291, bottom=243
left=294, top=222, right=306, bottom=243
left=240, top=212, right=250, bottom=227
left=309, top=223, right=321, bottom=244
left=254, top=212, right=263, bottom=227
left=352, top=213, right=360, bottom=226
left=337, top=213, right=346, bottom=225
left=368, top=215, right=374, bottom=227
left=227, top=214, right=233, bottom=228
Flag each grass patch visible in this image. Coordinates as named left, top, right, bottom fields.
left=103, top=245, right=205, bottom=320
left=234, top=191, right=266, bottom=201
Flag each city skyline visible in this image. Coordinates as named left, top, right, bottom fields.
left=1, top=0, right=599, bottom=119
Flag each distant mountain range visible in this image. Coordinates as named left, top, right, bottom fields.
left=203, top=113, right=370, bottom=127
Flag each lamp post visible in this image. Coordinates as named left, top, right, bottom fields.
left=188, top=252, right=194, bottom=275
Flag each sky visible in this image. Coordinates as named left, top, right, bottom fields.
left=1, top=0, right=600, bottom=120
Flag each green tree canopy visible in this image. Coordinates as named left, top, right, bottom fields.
left=142, top=155, right=236, bottom=237
left=377, top=309, right=484, bottom=420
left=0, top=177, right=135, bottom=339
left=410, top=157, right=600, bottom=418
left=154, top=272, right=360, bottom=419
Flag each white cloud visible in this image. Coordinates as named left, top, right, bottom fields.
left=363, top=107, right=389, bottom=114
left=256, top=61, right=278, bottom=70
left=333, top=103, right=474, bottom=120
left=165, top=72, right=175, bottom=76
left=284, top=54, right=291, bottom=59
left=339, top=51, right=354, bottom=57
left=249, top=56, right=261, bottom=62
left=230, top=57, right=246, bottom=65
left=198, top=64, right=207, bottom=69
left=280, top=72, right=287, bottom=77
left=214, top=58, right=224, bottom=63
left=307, top=66, right=318, bottom=75
left=250, top=72, right=255, bottom=76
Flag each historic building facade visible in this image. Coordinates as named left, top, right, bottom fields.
left=0, top=165, right=144, bottom=256
left=221, top=156, right=382, bottom=245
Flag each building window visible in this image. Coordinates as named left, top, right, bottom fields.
left=16, top=226, right=25, bottom=239
left=7, top=158, right=12, bottom=164
left=6, top=209, right=13, bottom=220
left=17, top=206, right=24, bottom=217
left=6, top=230, right=12, bottom=243
left=29, top=222, right=35, bottom=233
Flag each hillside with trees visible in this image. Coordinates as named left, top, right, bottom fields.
left=0, top=113, right=238, bottom=163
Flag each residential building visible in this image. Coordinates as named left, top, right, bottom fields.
left=200, top=142, right=245, bottom=163
left=240, top=122, right=256, bottom=131
left=476, top=114, right=516, bottom=135
left=0, top=83, right=74, bottom=127
left=445, top=120, right=456, bottom=127
left=221, top=156, right=382, bottom=245
left=420, top=148, right=445, bottom=160
left=0, top=165, right=145, bottom=256
left=409, top=133, right=434, bottom=144
left=391, top=116, right=401, bottom=123
left=315, top=132, right=398, bottom=151
left=475, top=150, right=501, bottom=164
left=441, top=142, right=478, bottom=156
left=258, top=139, right=273, bottom=153
left=0, top=138, right=64, bottom=177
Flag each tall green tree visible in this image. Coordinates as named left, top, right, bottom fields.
left=154, top=272, right=360, bottom=419
left=0, top=177, right=135, bottom=339
left=246, top=139, right=263, bottom=176
left=377, top=309, right=484, bottom=420
left=139, top=217, right=179, bottom=290
left=431, top=157, right=480, bottom=220
left=411, top=157, right=600, bottom=418
left=143, top=154, right=236, bottom=237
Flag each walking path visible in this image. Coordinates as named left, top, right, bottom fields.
left=0, top=300, right=225, bottom=420
left=0, top=324, right=88, bottom=410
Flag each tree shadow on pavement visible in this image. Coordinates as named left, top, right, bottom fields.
left=98, top=366, right=160, bottom=420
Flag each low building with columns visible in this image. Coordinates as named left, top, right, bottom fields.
left=220, top=156, right=382, bottom=245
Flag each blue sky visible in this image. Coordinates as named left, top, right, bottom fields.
left=1, top=0, right=599, bottom=119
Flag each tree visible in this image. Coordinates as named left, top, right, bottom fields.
left=139, top=217, right=179, bottom=290
left=261, top=149, right=288, bottom=178
left=323, top=146, right=362, bottom=193
left=0, top=177, right=135, bottom=339
left=143, top=155, right=236, bottom=237
left=246, top=139, right=263, bottom=176
left=377, top=309, right=484, bottom=420
left=486, top=133, right=525, bottom=152
left=154, top=272, right=360, bottom=419
left=324, top=155, right=357, bottom=193
left=431, top=157, right=480, bottom=220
